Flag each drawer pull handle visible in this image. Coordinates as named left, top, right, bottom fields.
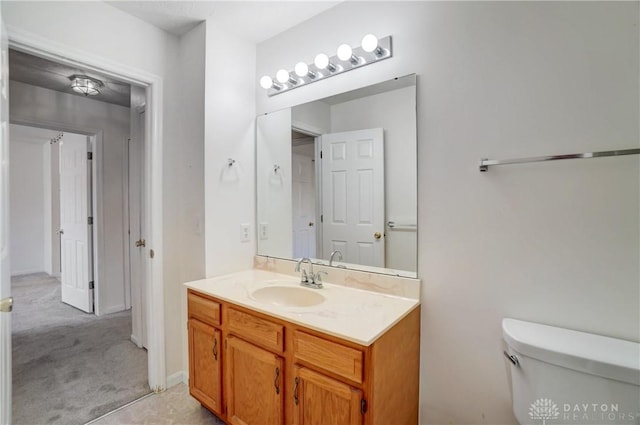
left=274, top=367, right=280, bottom=395
left=212, top=338, right=218, bottom=361
left=293, top=377, right=299, bottom=405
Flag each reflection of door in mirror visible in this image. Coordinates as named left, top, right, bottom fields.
left=292, top=131, right=316, bottom=258
left=320, top=128, right=384, bottom=267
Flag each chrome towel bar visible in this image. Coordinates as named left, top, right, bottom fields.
left=387, top=221, right=417, bottom=231
left=479, top=147, right=640, bottom=172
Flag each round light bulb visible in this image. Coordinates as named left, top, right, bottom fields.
left=337, top=44, right=353, bottom=61
left=314, top=53, right=329, bottom=69
left=276, top=69, right=290, bottom=84
left=294, top=62, right=309, bottom=77
left=260, top=75, right=273, bottom=89
left=361, top=34, right=378, bottom=53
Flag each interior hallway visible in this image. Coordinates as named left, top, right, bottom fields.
left=11, top=273, right=150, bottom=425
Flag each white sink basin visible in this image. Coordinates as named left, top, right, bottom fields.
left=250, top=285, right=325, bottom=307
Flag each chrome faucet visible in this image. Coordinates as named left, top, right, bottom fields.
left=329, top=250, right=343, bottom=266
left=295, top=257, right=324, bottom=289
left=295, top=257, right=313, bottom=283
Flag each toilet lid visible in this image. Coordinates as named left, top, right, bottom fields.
left=502, top=318, right=640, bottom=386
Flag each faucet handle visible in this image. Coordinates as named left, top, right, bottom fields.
left=313, top=271, right=328, bottom=284
left=301, top=269, right=309, bottom=282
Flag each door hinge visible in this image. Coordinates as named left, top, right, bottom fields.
left=361, top=399, right=367, bottom=414
left=88, top=217, right=93, bottom=225
left=89, top=281, right=94, bottom=290
left=320, top=215, right=323, bottom=223
left=320, top=150, right=323, bottom=159
left=87, top=152, right=93, bottom=160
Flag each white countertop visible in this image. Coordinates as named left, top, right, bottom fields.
left=184, top=269, right=420, bottom=346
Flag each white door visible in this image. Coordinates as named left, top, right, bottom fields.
left=59, top=133, right=93, bottom=313
left=292, top=153, right=316, bottom=259
left=0, top=9, right=13, bottom=424
left=321, top=128, right=385, bottom=267
left=129, top=108, right=147, bottom=348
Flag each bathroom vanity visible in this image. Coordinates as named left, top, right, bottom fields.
left=185, top=268, right=420, bottom=425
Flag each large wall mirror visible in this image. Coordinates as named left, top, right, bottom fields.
left=256, top=74, right=417, bottom=277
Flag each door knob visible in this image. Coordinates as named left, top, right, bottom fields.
left=135, top=239, right=146, bottom=247
left=59, top=229, right=64, bottom=235
left=308, top=222, right=314, bottom=227
left=0, top=297, right=13, bottom=313
left=374, top=232, right=382, bottom=240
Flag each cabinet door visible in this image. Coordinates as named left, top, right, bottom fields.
left=188, top=319, right=222, bottom=415
left=226, top=336, right=283, bottom=425
left=293, top=366, right=363, bottom=425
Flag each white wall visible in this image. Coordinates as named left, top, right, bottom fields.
left=9, top=138, right=45, bottom=275
left=175, top=21, right=206, bottom=382
left=256, top=108, right=293, bottom=258
left=204, top=22, right=256, bottom=277
left=256, top=3, right=639, bottom=424
left=42, top=141, right=60, bottom=277
left=330, top=86, right=417, bottom=272
left=10, top=81, right=130, bottom=314
left=292, top=100, right=330, bottom=134
left=2, top=0, right=189, bottom=380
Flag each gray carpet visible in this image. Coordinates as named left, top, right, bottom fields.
left=11, top=273, right=150, bottom=425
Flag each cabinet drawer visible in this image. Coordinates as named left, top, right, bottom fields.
left=293, top=331, right=363, bottom=384
left=228, top=308, right=284, bottom=352
left=188, top=290, right=221, bottom=326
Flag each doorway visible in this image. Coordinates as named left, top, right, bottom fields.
left=2, top=33, right=166, bottom=424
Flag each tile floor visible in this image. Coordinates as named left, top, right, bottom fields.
left=89, top=383, right=225, bottom=425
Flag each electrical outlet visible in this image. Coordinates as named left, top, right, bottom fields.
left=240, top=223, right=250, bottom=243
left=259, top=223, right=268, bottom=240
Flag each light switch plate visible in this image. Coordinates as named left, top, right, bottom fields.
left=240, top=223, right=250, bottom=242
left=259, top=223, right=268, bottom=240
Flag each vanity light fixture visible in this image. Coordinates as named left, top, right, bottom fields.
left=260, top=75, right=282, bottom=91
left=314, top=53, right=337, bottom=72
left=337, top=44, right=360, bottom=65
left=259, top=34, right=392, bottom=97
left=362, top=34, right=385, bottom=57
left=295, top=62, right=316, bottom=79
left=70, top=75, right=103, bottom=96
left=276, top=69, right=298, bottom=85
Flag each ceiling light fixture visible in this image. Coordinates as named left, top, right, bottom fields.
left=259, top=34, right=392, bottom=97
left=70, top=75, right=103, bottom=96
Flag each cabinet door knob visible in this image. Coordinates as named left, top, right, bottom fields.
left=293, top=377, right=299, bottom=405
left=274, top=367, right=280, bottom=395
left=212, top=338, right=218, bottom=361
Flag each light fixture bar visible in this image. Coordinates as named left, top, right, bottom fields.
left=265, top=35, right=392, bottom=97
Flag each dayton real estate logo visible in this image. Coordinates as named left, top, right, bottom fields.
left=530, top=398, right=560, bottom=425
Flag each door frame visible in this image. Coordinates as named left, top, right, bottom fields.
left=7, top=27, right=166, bottom=391
left=292, top=122, right=322, bottom=257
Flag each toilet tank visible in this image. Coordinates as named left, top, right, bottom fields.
left=502, top=318, right=640, bottom=425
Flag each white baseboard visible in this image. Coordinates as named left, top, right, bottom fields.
left=130, top=334, right=142, bottom=348
left=166, top=371, right=187, bottom=388
left=99, top=304, right=127, bottom=316
left=11, top=268, right=45, bottom=277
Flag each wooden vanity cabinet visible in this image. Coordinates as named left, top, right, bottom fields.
left=292, top=365, right=363, bottom=425
left=226, top=336, right=284, bottom=425
left=187, top=292, right=223, bottom=416
left=187, top=288, right=420, bottom=425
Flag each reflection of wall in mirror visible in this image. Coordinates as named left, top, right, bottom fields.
left=293, top=86, right=417, bottom=272
left=256, top=108, right=293, bottom=259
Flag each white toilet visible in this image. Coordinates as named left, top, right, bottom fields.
left=503, top=318, right=640, bottom=425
